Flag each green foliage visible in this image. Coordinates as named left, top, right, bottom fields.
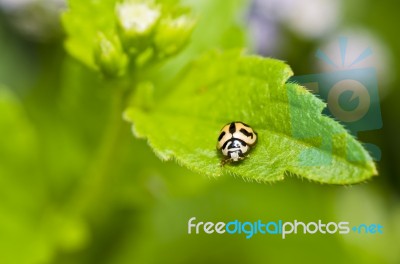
left=3, top=0, right=400, bottom=263
left=62, top=0, right=195, bottom=78
left=124, top=50, right=377, bottom=183
left=62, top=0, right=376, bottom=184
left=0, top=86, right=48, bottom=264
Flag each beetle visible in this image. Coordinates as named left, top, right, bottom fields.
left=217, top=122, right=257, bottom=165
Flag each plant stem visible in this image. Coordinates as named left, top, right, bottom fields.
left=71, top=81, right=127, bottom=215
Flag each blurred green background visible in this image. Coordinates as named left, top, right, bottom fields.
left=0, top=0, right=399, bottom=263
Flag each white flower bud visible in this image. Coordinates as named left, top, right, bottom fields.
left=116, top=1, right=160, bottom=34
left=116, top=1, right=161, bottom=54
left=154, top=14, right=195, bottom=57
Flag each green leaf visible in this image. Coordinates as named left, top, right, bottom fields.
left=124, top=50, right=379, bottom=184
left=124, top=50, right=377, bottom=184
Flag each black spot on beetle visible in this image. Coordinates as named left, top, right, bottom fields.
left=239, top=128, right=253, bottom=138
left=221, top=140, right=229, bottom=150
left=229, top=122, right=236, bottom=134
left=218, top=131, right=226, bottom=141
